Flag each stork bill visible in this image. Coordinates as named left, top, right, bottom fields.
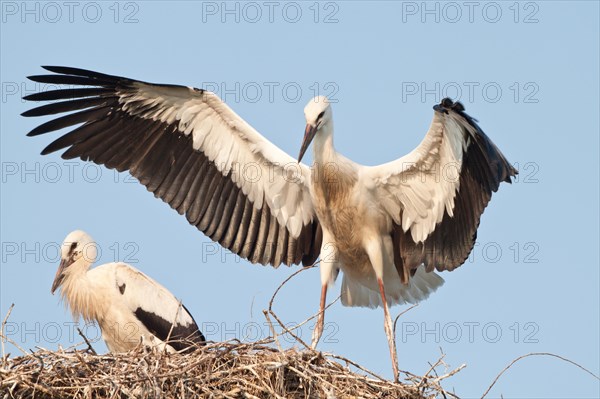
left=24, top=67, right=517, bottom=380
left=52, top=230, right=205, bottom=353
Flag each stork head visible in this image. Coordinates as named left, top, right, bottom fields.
left=51, top=230, right=98, bottom=293
left=298, top=96, right=332, bottom=162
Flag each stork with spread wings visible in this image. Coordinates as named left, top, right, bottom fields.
left=24, top=66, right=517, bottom=381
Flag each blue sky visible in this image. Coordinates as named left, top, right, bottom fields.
left=1, top=1, right=599, bottom=397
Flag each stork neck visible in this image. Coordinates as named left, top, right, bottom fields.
left=313, top=121, right=336, bottom=164
left=59, top=259, right=101, bottom=322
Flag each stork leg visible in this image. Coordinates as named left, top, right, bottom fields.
left=312, top=237, right=338, bottom=349
left=311, top=283, right=327, bottom=349
left=378, top=277, right=400, bottom=382
left=364, top=237, right=400, bottom=382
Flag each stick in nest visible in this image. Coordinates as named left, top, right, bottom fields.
left=77, top=327, right=97, bottom=355
left=1, top=303, right=15, bottom=361
left=164, top=300, right=184, bottom=350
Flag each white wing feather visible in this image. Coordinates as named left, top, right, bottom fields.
left=363, top=111, right=467, bottom=243
left=109, top=263, right=195, bottom=328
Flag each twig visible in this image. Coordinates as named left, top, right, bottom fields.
left=407, top=349, right=464, bottom=399
left=434, top=363, right=466, bottom=382
left=327, top=352, right=389, bottom=383
left=0, top=330, right=28, bottom=356
left=268, top=264, right=317, bottom=311
left=263, top=310, right=283, bottom=352
left=165, top=300, right=184, bottom=351
left=419, top=354, right=444, bottom=388
left=28, top=349, right=45, bottom=374
left=392, top=303, right=419, bottom=338
left=283, top=295, right=340, bottom=337
left=77, top=327, right=97, bottom=355
left=1, top=303, right=15, bottom=362
left=268, top=309, right=311, bottom=350
left=481, top=352, right=600, bottom=398
left=389, top=303, right=419, bottom=385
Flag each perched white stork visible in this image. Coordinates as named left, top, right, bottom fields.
left=51, top=230, right=205, bottom=353
left=24, top=67, right=516, bottom=380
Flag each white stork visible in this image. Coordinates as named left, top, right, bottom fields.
left=51, top=230, right=205, bottom=353
left=24, top=67, right=517, bottom=380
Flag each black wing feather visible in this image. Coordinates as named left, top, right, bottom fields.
left=23, top=88, right=114, bottom=102
left=23, top=66, right=321, bottom=267
left=134, top=307, right=205, bottom=352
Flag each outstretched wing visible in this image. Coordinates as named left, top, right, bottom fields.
left=364, top=98, right=517, bottom=278
left=111, top=263, right=205, bottom=352
left=23, top=66, right=321, bottom=267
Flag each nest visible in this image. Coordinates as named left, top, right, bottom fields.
left=0, top=338, right=464, bottom=399
left=1, top=268, right=465, bottom=398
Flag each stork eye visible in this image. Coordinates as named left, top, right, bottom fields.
left=67, top=242, right=77, bottom=256
left=317, top=111, right=325, bottom=120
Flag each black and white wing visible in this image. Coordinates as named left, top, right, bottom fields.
left=23, top=66, right=321, bottom=267
left=363, top=98, right=517, bottom=281
left=108, top=263, right=205, bottom=352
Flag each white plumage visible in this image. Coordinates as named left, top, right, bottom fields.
left=51, top=230, right=205, bottom=353
left=25, top=67, right=517, bottom=380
